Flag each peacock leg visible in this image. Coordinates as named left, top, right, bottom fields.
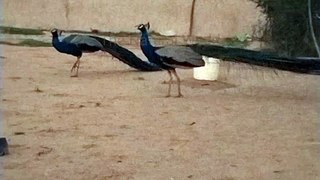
left=71, top=58, right=78, bottom=72
left=75, top=58, right=81, bottom=76
left=172, top=69, right=183, bottom=97
left=165, top=70, right=173, bottom=97
left=71, top=57, right=80, bottom=77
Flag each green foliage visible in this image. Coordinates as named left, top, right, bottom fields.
left=251, top=0, right=316, bottom=56
left=0, top=26, right=44, bottom=35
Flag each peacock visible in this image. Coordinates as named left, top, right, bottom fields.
left=136, top=22, right=320, bottom=97
left=137, top=23, right=205, bottom=97
left=138, top=23, right=320, bottom=75
left=51, top=28, right=160, bottom=77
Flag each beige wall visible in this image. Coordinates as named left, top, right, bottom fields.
left=3, top=0, right=265, bottom=38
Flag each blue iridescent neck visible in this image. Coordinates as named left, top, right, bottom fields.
left=140, top=30, right=153, bottom=48
left=139, top=29, right=160, bottom=63
left=52, top=35, right=60, bottom=44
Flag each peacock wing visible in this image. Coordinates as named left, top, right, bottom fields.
left=62, top=35, right=104, bottom=49
left=155, top=46, right=205, bottom=68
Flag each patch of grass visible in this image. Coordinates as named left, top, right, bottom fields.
left=223, top=33, right=252, bottom=48
left=64, top=29, right=167, bottom=38
left=17, top=39, right=52, bottom=47
left=0, top=26, right=44, bottom=35
left=64, top=29, right=138, bottom=37
left=223, top=38, right=249, bottom=48
left=0, top=39, right=52, bottom=47
left=71, top=30, right=158, bottom=38
left=102, top=31, right=141, bottom=37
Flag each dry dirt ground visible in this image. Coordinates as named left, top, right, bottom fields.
left=1, top=45, right=319, bottom=180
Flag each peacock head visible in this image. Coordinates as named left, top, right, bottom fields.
left=51, top=28, right=64, bottom=37
left=51, top=28, right=58, bottom=37
left=136, top=22, right=150, bottom=32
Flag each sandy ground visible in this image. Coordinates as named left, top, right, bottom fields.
left=1, top=45, right=319, bottom=180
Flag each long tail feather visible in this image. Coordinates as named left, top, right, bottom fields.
left=89, top=36, right=161, bottom=71
left=188, top=44, right=320, bottom=75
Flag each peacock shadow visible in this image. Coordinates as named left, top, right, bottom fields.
left=176, top=78, right=237, bottom=92
left=74, top=69, right=153, bottom=79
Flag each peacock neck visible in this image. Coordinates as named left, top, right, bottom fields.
left=140, top=30, right=153, bottom=49
left=52, top=34, right=59, bottom=44
left=139, top=29, right=162, bottom=64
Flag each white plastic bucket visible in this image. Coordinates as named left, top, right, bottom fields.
left=193, top=56, right=220, bottom=81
